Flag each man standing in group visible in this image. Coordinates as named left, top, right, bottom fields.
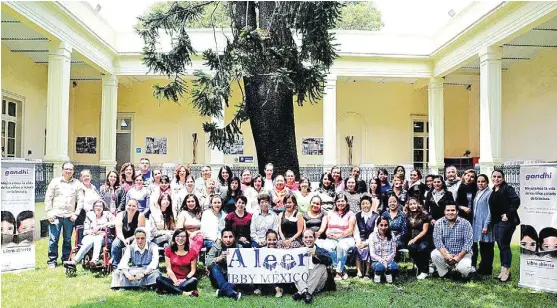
left=431, top=202, right=474, bottom=279
left=292, top=229, right=333, bottom=304
left=195, top=165, right=212, bottom=194
left=352, top=166, right=367, bottom=194
left=206, top=228, right=242, bottom=300
left=44, top=162, right=84, bottom=268
left=139, top=158, right=152, bottom=184
left=445, top=166, right=461, bottom=201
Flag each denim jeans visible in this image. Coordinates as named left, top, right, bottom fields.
left=371, top=260, right=399, bottom=274
left=495, top=221, right=516, bottom=268
left=111, top=238, right=128, bottom=267
left=48, top=217, right=74, bottom=265
left=210, top=264, right=236, bottom=298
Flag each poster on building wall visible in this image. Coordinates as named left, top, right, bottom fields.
left=518, top=163, right=557, bottom=293
left=223, top=137, right=244, bottom=155
left=227, top=248, right=310, bottom=284
left=1, top=161, right=36, bottom=272
left=302, top=137, right=323, bottom=155
left=145, top=137, right=167, bottom=155
left=75, top=137, right=97, bottom=154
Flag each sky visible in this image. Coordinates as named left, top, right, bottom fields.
left=89, top=0, right=473, bottom=35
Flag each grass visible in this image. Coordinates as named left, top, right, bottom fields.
left=2, top=239, right=556, bottom=308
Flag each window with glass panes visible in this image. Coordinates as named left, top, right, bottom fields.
left=412, top=117, right=429, bottom=170
left=1, top=98, right=20, bottom=158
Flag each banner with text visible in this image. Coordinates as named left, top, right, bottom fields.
left=1, top=161, right=36, bottom=272
left=519, top=164, right=557, bottom=293
left=227, top=248, right=311, bottom=284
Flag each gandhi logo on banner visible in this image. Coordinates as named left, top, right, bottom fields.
left=227, top=248, right=311, bottom=284
left=519, top=164, right=557, bottom=293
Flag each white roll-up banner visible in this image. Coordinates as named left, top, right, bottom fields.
left=518, top=163, right=557, bottom=293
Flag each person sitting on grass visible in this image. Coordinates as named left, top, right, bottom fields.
left=369, top=217, right=399, bottom=284
left=63, top=200, right=115, bottom=268
left=111, top=228, right=159, bottom=289
left=431, top=202, right=474, bottom=280
left=155, top=228, right=199, bottom=297
left=253, top=230, right=285, bottom=298
left=292, top=229, right=333, bottom=304
left=206, top=228, right=242, bottom=301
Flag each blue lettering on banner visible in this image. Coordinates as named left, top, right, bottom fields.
left=228, top=249, right=247, bottom=268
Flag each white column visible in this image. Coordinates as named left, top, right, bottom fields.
left=323, top=74, right=337, bottom=169
left=209, top=100, right=225, bottom=166
left=428, top=77, right=445, bottom=175
left=99, top=74, right=118, bottom=171
left=44, top=41, right=72, bottom=174
left=478, top=46, right=503, bottom=175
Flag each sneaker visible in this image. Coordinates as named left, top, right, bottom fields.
left=417, top=273, right=428, bottom=280
left=385, top=274, right=393, bottom=284
left=253, top=288, right=262, bottom=295
left=63, top=260, right=76, bottom=266
left=334, top=273, right=343, bottom=281
left=470, top=267, right=477, bottom=273
left=234, top=292, right=242, bottom=301
left=215, top=289, right=221, bottom=298
left=363, top=276, right=371, bottom=280
left=292, top=292, right=303, bottom=301
left=47, top=263, right=56, bottom=269
left=275, top=288, right=283, bottom=298
left=342, top=272, right=348, bottom=280
left=374, top=274, right=381, bottom=283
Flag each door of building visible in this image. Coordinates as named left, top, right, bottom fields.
left=116, top=114, right=133, bottom=170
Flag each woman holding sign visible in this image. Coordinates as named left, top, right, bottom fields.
left=489, top=170, right=520, bottom=282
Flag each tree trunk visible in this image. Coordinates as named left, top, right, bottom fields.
left=244, top=75, right=300, bottom=178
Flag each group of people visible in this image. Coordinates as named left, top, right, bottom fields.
left=43, top=159, right=522, bottom=303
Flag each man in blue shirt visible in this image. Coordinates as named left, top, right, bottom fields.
left=431, top=201, right=474, bottom=279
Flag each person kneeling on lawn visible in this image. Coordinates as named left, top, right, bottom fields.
left=155, top=228, right=199, bottom=297
left=206, top=228, right=242, bottom=300
left=431, top=202, right=474, bottom=279
left=111, top=228, right=159, bottom=289
left=369, top=217, right=399, bottom=283
left=292, top=229, right=333, bottom=304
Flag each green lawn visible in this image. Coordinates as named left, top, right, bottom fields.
left=2, top=239, right=556, bottom=308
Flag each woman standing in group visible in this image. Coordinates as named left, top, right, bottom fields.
left=424, top=175, right=454, bottom=224
left=345, top=177, right=363, bottom=213
left=222, top=176, right=243, bottom=214
left=315, top=172, right=335, bottom=211
left=177, top=194, right=204, bottom=257
left=393, top=166, right=408, bottom=190
left=382, top=195, right=408, bottom=249
left=149, top=193, right=176, bottom=248
left=319, top=193, right=356, bottom=280
left=172, top=165, right=190, bottom=195
left=285, top=170, right=299, bottom=192
left=263, top=163, right=274, bottom=192
left=111, top=199, right=146, bottom=268
left=377, top=169, right=392, bottom=193
left=217, top=165, right=233, bottom=195
left=119, top=163, right=136, bottom=194
left=423, top=174, right=434, bottom=204
left=156, top=229, right=199, bottom=297
left=244, top=175, right=264, bottom=214
left=200, top=195, right=225, bottom=249
left=471, top=174, right=494, bottom=276
left=303, top=196, right=327, bottom=239
left=99, top=170, right=121, bottom=214
left=125, top=174, right=151, bottom=217
left=149, top=169, right=163, bottom=193
left=240, top=169, right=253, bottom=192
left=224, top=196, right=252, bottom=248
left=388, top=175, right=408, bottom=209
left=331, top=166, right=344, bottom=193
left=150, top=175, right=172, bottom=215
left=354, top=195, right=380, bottom=279
left=174, top=175, right=196, bottom=216
left=407, top=170, right=426, bottom=202
left=294, top=177, right=313, bottom=214
left=196, top=178, right=217, bottom=212
left=457, top=169, right=478, bottom=222
left=269, top=175, right=290, bottom=213
left=489, top=170, right=520, bottom=282
left=405, top=197, right=432, bottom=280
left=277, top=194, right=304, bottom=249
left=365, top=178, right=383, bottom=213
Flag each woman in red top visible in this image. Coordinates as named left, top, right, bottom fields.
left=155, top=228, right=199, bottom=296
left=225, top=196, right=253, bottom=248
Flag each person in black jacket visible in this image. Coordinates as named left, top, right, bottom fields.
left=293, top=229, right=333, bottom=304
left=488, top=170, right=520, bottom=282
left=456, top=169, right=478, bottom=222
left=423, top=175, right=454, bottom=224
left=407, top=170, right=426, bottom=201
left=350, top=166, right=368, bottom=194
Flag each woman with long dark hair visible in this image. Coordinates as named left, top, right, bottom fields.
left=471, top=174, right=494, bottom=275
left=369, top=217, right=399, bottom=284
left=224, top=195, right=252, bottom=248
left=155, top=228, right=199, bottom=297
left=405, top=197, right=432, bottom=280
left=222, top=176, right=243, bottom=214
left=407, top=170, right=426, bottom=202
left=489, top=170, right=520, bottom=282
left=456, top=169, right=478, bottom=222
left=149, top=193, right=176, bottom=247
left=177, top=194, right=204, bottom=257
left=217, top=165, right=233, bottom=195
left=424, top=175, right=454, bottom=224
left=100, top=170, right=121, bottom=213
left=277, top=194, right=305, bottom=249
left=314, top=172, right=335, bottom=211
